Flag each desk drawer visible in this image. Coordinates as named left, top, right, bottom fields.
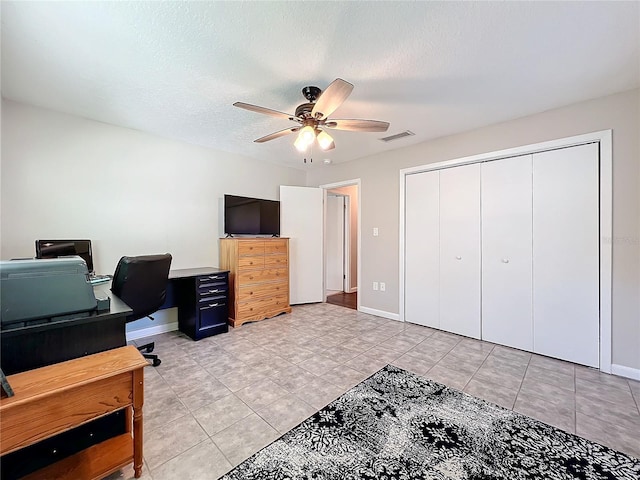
left=197, top=273, right=227, bottom=285
left=197, top=282, right=227, bottom=298
left=199, top=301, right=227, bottom=330
left=198, top=293, right=226, bottom=306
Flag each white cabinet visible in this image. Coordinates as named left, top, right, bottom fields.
left=481, top=155, right=533, bottom=351
left=439, top=164, right=481, bottom=339
left=405, top=170, right=440, bottom=328
left=532, top=143, right=600, bottom=367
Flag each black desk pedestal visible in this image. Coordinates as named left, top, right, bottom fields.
left=165, top=267, right=229, bottom=340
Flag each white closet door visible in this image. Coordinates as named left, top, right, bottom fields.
left=440, top=163, right=481, bottom=339
left=405, top=170, right=440, bottom=328
left=533, top=143, right=599, bottom=367
left=481, top=155, right=533, bottom=350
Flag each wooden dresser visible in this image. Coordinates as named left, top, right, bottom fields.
left=219, top=238, right=291, bottom=327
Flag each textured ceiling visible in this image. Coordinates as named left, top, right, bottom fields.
left=2, top=1, right=639, bottom=169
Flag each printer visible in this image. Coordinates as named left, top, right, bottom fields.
left=0, top=256, right=98, bottom=326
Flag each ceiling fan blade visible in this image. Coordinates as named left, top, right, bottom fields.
left=324, top=119, right=390, bottom=132
left=254, top=127, right=299, bottom=143
left=311, top=78, right=354, bottom=119
left=234, top=102, right=296, bottom=121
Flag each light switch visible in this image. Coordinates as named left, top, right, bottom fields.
left=373, top=227, right=379, bottom=236
left=373, top=282, right=379, bottom=291
left=380, top=282, right=386, bottom=292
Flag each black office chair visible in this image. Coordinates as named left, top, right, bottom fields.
left=111, top=254, right=172, bottom=367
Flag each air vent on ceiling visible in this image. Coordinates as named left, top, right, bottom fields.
left=379, top=130, right=415, bottom=142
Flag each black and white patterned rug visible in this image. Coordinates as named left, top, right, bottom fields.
left=222, top=365, right=640, bottom=479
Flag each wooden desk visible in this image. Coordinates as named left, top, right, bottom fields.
left=0, top=346, right=147, bottom=479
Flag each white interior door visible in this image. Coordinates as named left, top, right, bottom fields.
left=280, top=185, right=323, bottom=304
left=439, top=164, right=481, bottom=339
left=481, top=155, right=533, bottom=350
left=326, top=194, right=344, bottom=292
left=405, top=170, right=440, bottom=328
left=532, top=143, right=600, bottom=367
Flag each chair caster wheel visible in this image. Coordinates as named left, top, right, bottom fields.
left=152, top=359, right=161, bottom=367
left=145, top=346, right=154, bottom=353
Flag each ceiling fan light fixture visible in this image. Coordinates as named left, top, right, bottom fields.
left=233, top=78, right=389, bottom=157
left=299, top=125, right=316, bottom=144
left=317, top=130, right=334, bottom=150
left=294, top=134, right=309, bottom=152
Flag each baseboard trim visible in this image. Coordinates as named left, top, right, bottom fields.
left=348, top=287, right=358, bottom=294
left=610, top=363, right=640, bottom=381
left=358, top=306, right=400, bottom=322
left=126, top=322, right=179, bottom=342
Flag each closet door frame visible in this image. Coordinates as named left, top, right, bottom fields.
left=399, top=130, right=612, bottom=373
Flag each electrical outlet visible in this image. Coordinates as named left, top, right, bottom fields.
left=380, top=282, right=386, bottom=292
left=373, top=281, right=379, bottom=291
left=373, top=227, right=379, bottom=237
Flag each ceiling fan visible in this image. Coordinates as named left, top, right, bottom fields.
left=233, top=78, right=390, bottom=152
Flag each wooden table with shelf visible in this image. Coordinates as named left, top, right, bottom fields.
left=0, top=346, right=147, bottom=480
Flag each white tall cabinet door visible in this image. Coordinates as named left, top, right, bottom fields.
left=405, top=170, right=440, bottom=328
left=481, top=156, right=533, bottom=350
left=533, top=143, right=600, bottom=367
left=439, top=164, right=481, bottom=339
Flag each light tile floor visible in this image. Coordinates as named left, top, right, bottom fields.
left=107, top=303, right=640, bottom=479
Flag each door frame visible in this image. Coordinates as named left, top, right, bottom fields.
left=320, top=179, right=361, bottom=310
left=399, top=130, right=612, bottom=373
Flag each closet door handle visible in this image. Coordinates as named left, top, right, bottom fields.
left=455, top=256, right=462, bottom=260
left=502, top=258, right=510, bottom=264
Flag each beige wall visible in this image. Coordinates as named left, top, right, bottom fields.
left=1, top=100, right=306, bottom=332
left=307, top=88, right=640, bottom=371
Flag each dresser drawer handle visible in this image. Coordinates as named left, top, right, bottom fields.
left=208, top=289, right=221, bottom=293
left=208, top=303, right=220, bottom=308
left=207, top=275, right=223, bottom=280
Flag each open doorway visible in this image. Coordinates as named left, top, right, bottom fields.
left=322, top=182, right=359, bottom=310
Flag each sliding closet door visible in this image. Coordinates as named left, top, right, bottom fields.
left=533, top=143, right=599, bottom=367
left=481, top=155, right=533, bottom=350
left=405, top=170, right=439, bottom=328
left=439, top=164, right=481, bottom=339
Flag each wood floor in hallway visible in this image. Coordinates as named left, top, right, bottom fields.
left=326, top=291, right=357, bottom=310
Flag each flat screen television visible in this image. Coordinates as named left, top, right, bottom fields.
left=224, top=195, right=280, bottom=236
left=35, top=239, right=94, bottom=273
